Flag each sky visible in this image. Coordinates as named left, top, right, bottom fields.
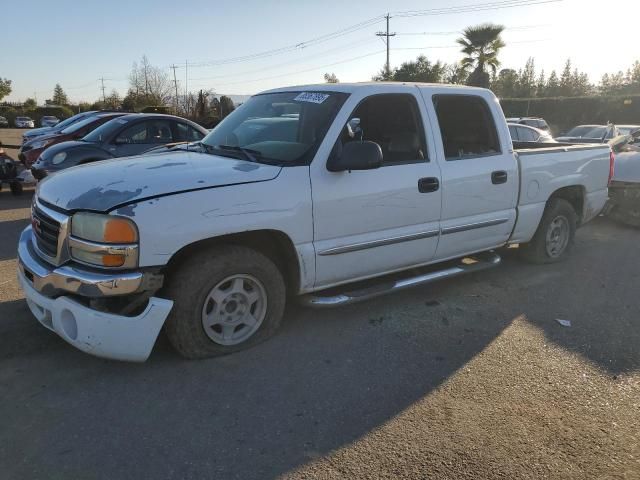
left=1, top=0, right=636, bottom=103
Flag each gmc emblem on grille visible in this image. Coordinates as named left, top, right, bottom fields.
left=31, top=216, right=41, bottom=235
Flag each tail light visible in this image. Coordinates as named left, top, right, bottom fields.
left=608, top=149, right=615, bottom=186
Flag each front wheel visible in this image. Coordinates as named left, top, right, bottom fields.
left=520, top=198, right=577, bottom=264
left=164, top=245, right=286, bottom=359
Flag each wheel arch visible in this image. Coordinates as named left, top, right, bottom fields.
left=547, top=185, right=586, bottom=223
left=164, top=229, right=302, bottom=295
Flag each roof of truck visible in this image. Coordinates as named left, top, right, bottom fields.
left=262, top=82, right=491, bottom=95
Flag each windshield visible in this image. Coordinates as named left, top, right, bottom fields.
left=565, top=126, right=607, bottom=138
left=16, top=117, right=31, bottom=121
left=201, top=91, right=349, bottom=165
left=617, top=126, right=640, bottom=136
left=83, top=116, right=132, bottom=143
left=54, top=112, right=92, bottom=130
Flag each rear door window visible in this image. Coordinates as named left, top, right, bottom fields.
left=116, top=120, right=174, bottom=144
left=519, top=127, right=538, bottom=142
left=176, top=123, right=205, bottom=141
left=433, top=95, right=501, bottom=160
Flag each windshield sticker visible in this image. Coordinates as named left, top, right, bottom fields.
left=294, top=92, right=330, bottom=104
left=116, top=119, right=129, bottom=124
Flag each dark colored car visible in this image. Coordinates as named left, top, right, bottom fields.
left=31, top=114, right=208, bottom=179
left=19, top=112, right=125, bottom=167
left=22, top=110, right=99, bottom=143
left=555, top=124, right=619, bottom=143
left=0, top=116, right=8, bottom=128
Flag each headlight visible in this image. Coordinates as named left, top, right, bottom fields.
left=51, top=152, right=67, bottom=165
left=31, top=139, right=50, bottom=149
left=70, top=212, right=138, bottom=268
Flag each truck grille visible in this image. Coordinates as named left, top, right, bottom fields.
left=32, top=205, right=60, bottom=258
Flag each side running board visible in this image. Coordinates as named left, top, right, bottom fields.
left=299, top=251, right=501, bottom=308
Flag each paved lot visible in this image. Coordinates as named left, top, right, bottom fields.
left=0, top=189, right=638, bottom=479
left=0, top=128, right=24, bottom=158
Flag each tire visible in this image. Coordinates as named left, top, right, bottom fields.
left=164, top=245, right=286, bottom=359
left=520, top=198, right=577, bottom=264
left=10, top=182, right=23, bottom=196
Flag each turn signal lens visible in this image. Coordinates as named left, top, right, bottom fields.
left=104, top=218, right=137, bottom=243
left=102, top=254, right=126, bottom=267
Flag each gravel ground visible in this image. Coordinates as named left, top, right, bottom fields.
left=0, top=189, right=638, bottom=480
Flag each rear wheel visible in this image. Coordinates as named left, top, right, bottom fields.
left=164, top=245, right=286, bottom=359
left=521, top=198, right=577, bottom=264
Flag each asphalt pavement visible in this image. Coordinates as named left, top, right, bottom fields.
left=0, top=188, right=638, bottom=479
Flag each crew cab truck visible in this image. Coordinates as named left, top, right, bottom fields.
left=17, top=83, right=612, bottom=362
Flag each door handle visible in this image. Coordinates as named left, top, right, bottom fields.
left=491, top=170, right=508, bottom=184
left=418, top=177, right=439, bottom=193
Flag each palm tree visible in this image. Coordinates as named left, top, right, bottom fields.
left=457, top=23, right=506, bottom=88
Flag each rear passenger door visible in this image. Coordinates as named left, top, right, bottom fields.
left=426, top=92, right=518, bottom=260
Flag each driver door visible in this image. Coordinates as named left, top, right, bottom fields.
left=310, top=87, right=442, bottom=289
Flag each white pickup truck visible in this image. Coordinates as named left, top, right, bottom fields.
left=17, top=83, right=612, bottom=361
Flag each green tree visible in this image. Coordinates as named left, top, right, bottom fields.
left=558, top=60, right=573, bottom=96
left=492, top=69, right=518, bottom=98
left=457, top=23, right=505, bottom=88
left=52, top=83, right=68, bottom=105
left=516, top=57, right=536, bottom=98
left=444, top=63, right=469, bottom=84
left=219, top=95, right=235, bottom=118
left=23, top=97, right=37, bottom=109
left=103, top=89, right=122, bottom=109
left=392, top=55, right=448, bottom=83
left=324, top=72, right=339, bottom=83
left=0, top=78, right=11, bottom=101
left=535, top=70, right=546, bottom=97
left=544, top=70, right=560, bottom=97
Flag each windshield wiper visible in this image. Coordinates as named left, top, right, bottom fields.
left=213, top=144, right=262, bottom=163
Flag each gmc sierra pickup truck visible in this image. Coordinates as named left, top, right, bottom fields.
left=17, top=83, right=612, bottom=361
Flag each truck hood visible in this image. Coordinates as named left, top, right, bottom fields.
left=613, top=149, right=640, bottom=183
left=37, top=151, right=282, bottom=212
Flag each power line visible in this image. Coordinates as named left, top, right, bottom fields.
left=392, top=0, right=562, bottom=17
left=395, top=24, right=551, bottom=36
left=174, top=15, right=385, bottom=69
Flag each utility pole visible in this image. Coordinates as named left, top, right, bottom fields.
left=99, top=77, right=106, bottom=103
left=171, top=64, right=180, bottom=114
left=184, top=60, right=188, bottom=116
left=376, top=14, right=396, bottom=78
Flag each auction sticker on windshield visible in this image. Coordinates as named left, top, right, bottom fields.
left=294, top=92, right=330, bottom=104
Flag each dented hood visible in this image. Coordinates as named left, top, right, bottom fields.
left=37, top=151, right=282, bottom=212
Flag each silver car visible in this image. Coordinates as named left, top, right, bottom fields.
left=40, top=116, right=60, bottom=128
left=15, top=116, right=35, bottom=128
left=606, top=130, right=640, bottom=226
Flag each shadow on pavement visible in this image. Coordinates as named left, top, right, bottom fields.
left=0, top=188, right=33, bottom=212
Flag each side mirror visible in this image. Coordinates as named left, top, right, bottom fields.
left=327, top=141, right=383, bottom=172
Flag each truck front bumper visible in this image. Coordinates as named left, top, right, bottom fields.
left=17, top=226, right=173, bottom=362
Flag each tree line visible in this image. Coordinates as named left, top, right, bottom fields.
left=357, top=23, right=640, bottom=99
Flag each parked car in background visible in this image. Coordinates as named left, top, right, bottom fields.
left=0, top=116, right=8, bottom=128
left=30, top=113, right=208, bottom=179
left=506, top=117, right=551, bottom=133
left=616, top=125, right=640, bottom=137
left=18, top=83, right=611, bottom=361
left=15, top=117, right=35, bottom=128
left=508, top=123, right=555, bottom=144
left=19, top=112, right=125, bottom=168
left=22, top=111, right=99, bottom=144
left=40, top=116, right=60, bottom=128
left=605, top=129, right=640, bottom=226
left=556, top=124, right=619, bottom=143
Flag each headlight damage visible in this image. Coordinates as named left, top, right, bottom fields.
left=70, top=212, right=139, bottom=268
